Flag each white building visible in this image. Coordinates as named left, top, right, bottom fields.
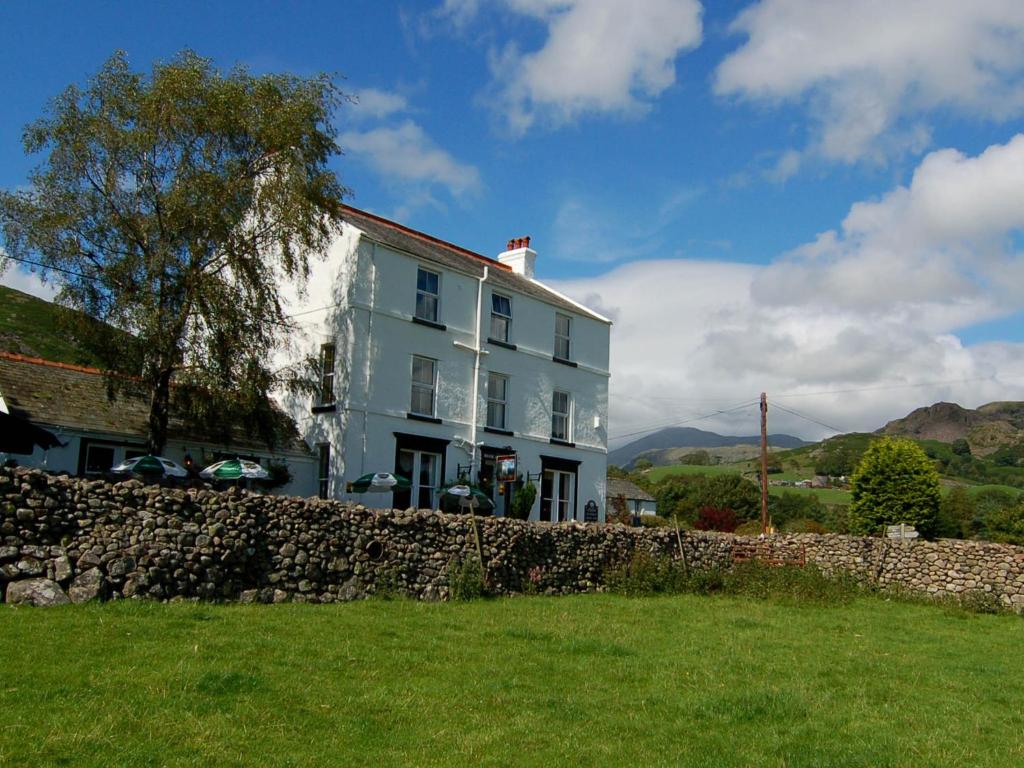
left=281, top=206, right=611, bottom=521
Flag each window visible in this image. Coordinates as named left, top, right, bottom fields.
left=411, top=355, right=436, bottom=416
left=319, top=343, right=336, bottom=404
left=317, top=444, right=330, bottom=499
left=554, top=313, right=571, bottom=360
left=397, top=449, right=440, bottom=509
left=490, top=293, right=512, bottom=342
left=552, top=390, right=571, bottom=441
left=416, top=267, right=440, bottom=322
left=84, top=444, right=115, bottom=475
left=541, top=469, right=575, bottom=522
left=486, top=372, right=508, bottom=429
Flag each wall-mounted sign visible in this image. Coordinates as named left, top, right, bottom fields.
left=496, top=454, right=517, bottom=483
left=584, top=500, right=599, bottom=523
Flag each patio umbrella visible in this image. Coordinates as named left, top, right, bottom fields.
left=440, top=484, right=495, bottom=514
left=0, top=411, right=65, bottom=455
left=110, top=455, right=189, bottom=478
left=200, top=458, right=269, bottom=480
left=347, top=472, right=411, bottom=493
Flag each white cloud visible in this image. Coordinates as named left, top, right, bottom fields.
left=442, top=0, right=703, bottom=133
left=715, top=0, right=1024, bottom=163
left=341, top=121, right=482, bottom=199
left=549, top=136, right=1024, bottom=445
left=348, top=88, right=410, bottom=121
left=1, top=263, right=58, bottom=302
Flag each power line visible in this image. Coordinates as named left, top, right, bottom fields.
left=771, top=402, right=846, bottom=435
left=608, top=399, right=760, bottom=442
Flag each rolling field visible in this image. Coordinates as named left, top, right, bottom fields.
left=2, top=595, right=1023, bottom=767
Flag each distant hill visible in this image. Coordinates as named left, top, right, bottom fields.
left=0, top=284, right=107, bottom=367
left=609, top=426, right=811, bottom=468
left=878, top=401, right=1024, bottom=456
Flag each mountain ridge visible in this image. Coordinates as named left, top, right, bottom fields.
left=609, top=426, right=811, bottom=468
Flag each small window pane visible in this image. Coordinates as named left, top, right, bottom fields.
left=319, top=343, right=336, bottom=404
left=555, top=313, right=571, bottom=359
left=416, top=268, right=440, bottom=322
left=411, top=356, right=436, bottom=415
left=492, top=294, right=511, bottom=315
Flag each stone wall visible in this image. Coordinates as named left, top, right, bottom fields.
left=3, top=468, right=1023, bottom=609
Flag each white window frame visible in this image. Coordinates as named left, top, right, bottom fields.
left=490, top=293, right=512, bottom=342
left=554, top=313, right=572, bottom=360
left=486, top=372, right=508, bottom=430
left=552, top=390, right=571, bottom=441
left=398, top=449, right=441, bottom=509
left=411, top=355, right=437, bottom=416
left=416, top=267, right=440, bottom=323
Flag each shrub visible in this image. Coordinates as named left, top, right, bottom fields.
left=447, top=556, right=486, bottom=601
left=849, top=437, right=942, bottom=537
left=722, top=562, right=860, bottom=605
left=638, top=514, right=673, bottom=528
left=607, top=493, right=632, bottom=525
left=507, top=481, right=537, bottom=521
left=693, top=506, right=739, bottom=532
left=604, top=550, right=688, bottom=596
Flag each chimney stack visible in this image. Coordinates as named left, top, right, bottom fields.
left=498, top=235, right=536, bottom=279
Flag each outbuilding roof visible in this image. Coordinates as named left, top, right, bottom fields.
left=0, top=352, right=308, bottom=453
left=606, top=477, right=656, bottom=502
left=339, top=205, right=611, bottom=324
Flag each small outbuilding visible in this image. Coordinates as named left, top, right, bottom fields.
left=606, top=477, right=657, bottom=517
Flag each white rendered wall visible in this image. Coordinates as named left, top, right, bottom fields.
left=281, top=224, right=610, bottom=520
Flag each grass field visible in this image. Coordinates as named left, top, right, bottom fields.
left=2, top=596, right=1023, bottom=767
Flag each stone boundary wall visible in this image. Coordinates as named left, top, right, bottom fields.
left=3, top=468, right=1023, bottom=609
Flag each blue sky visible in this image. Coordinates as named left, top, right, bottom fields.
left=2, top=1, right=1024, bottom=443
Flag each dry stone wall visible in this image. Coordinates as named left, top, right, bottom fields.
left=3, top=468, right=1024, bottom=610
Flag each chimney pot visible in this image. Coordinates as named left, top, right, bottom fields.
left=507, top=239, right=515, bottom=250
left=524, top=236, right=531, bottom=248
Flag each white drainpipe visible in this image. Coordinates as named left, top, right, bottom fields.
left=360, top=242, right=378, bottom=476
left=468, top=266, right=488, bottom=478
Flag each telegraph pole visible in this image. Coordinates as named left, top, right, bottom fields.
left=760, top=392, right=769, bottom=535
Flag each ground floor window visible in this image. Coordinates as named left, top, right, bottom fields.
left=317, top=444, right=330, bottom=499
left=393, top=432, right=449, bottom=510
left=397, top=449, right=440, bottom=509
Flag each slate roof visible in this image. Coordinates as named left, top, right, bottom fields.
left=606, top=477, right=656, bottom=502
left=0, top=352, right=308, bottom=453
left=339, top=205, right=611, bottom=324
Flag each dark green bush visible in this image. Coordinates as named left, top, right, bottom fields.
left=604, top=550, right=689, bottom=596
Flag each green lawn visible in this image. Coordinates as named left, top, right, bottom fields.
left=2, top=596, right=1022, bottom=767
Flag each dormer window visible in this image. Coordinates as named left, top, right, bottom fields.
left=416, top=267, right=440, bottom=323
left=490, top=293, right=512, bottom=343
left=554, top=313, right=571, bottom=361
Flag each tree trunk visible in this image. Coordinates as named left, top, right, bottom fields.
left=147, top=368, right=173, bottom=456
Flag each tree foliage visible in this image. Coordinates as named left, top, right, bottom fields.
left=0, top=50, right=348, bottom=453
left=655, top=473, right=761, bottom=523
left=849, top=438, right=942, bottom=537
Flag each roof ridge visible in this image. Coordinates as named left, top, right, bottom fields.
left=340, top=203, right=512, bottom=272
left=0, top=351, right=106, bottom=376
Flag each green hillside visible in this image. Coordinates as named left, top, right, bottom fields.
left=0, top=284, right=105, bottom=366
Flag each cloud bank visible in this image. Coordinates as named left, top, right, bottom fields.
left=550, top=136, right=1024, bottom=444
left=716, top=0, right=1024, bottom=163
left=440, top=0, right=703, bottom=133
